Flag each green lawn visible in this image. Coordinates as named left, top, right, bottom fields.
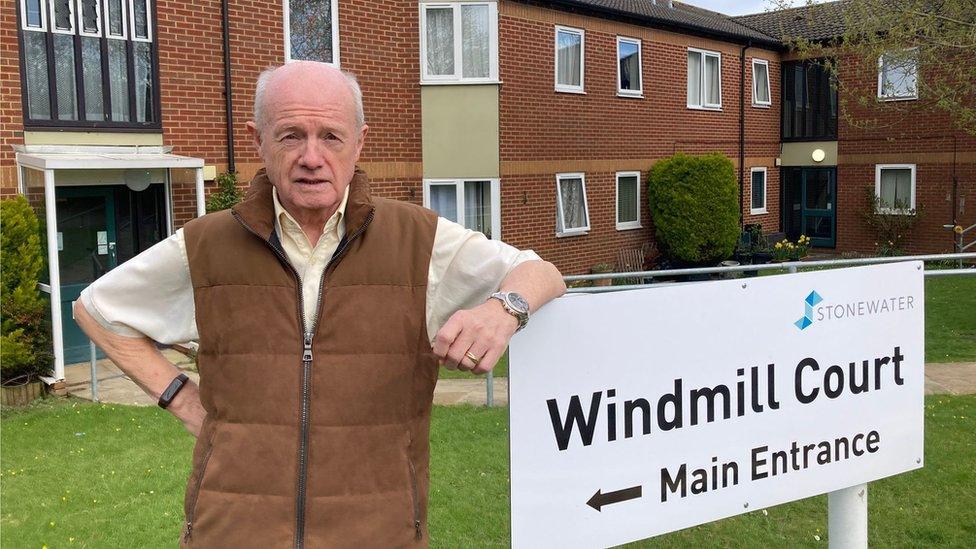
left=2, top=396, right=974, bottom=547
left=925, top=276, right=976, bottom=362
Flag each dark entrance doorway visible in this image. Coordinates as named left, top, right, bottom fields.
left=57, top=184, right=168, bottom=364
left=782, top=167, right=836, bottom=248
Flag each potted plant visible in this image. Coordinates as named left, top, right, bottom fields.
left=590, top=262, right=614, bottom=287
left=1, top=197, right=53, bottom=406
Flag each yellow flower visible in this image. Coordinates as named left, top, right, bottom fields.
left=775, top=242, right=782, bottom=249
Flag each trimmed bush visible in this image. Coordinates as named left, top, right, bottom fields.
left=206, top=171, right=244, bottom=213
left=1, top=196, right=53, bottom=384
left=647, top=153, right=740, bottom=264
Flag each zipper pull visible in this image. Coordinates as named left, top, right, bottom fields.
left=303, top=333, right=313, bottom=362
left=414, top=520, right=422, bottom=540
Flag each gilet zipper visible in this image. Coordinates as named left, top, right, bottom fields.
left=233, top=208, right=374, bottom=549
left=183, top=428, right=218, bottom=542
left=408, top=458, right=422, bottom=540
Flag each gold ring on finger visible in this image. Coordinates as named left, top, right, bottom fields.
left=465, top=351, right=482, bottom=366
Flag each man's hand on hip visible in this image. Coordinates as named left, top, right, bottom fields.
left=432, top=299, right=518, bottom=375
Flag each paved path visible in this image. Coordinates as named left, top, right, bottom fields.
left=63, top=356, right=973, bottom=407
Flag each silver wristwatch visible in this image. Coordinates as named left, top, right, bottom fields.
left=489, top=291, right=530, bottom=332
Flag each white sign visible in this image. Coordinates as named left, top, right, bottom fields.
left=510, top=262, right=924, bottom=548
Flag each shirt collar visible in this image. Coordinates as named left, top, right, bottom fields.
left=271, top=184, right=350, bottom=243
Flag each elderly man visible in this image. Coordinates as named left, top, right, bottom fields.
left=74, top=61, right=564, bottom=547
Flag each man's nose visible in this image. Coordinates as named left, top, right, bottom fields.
left=298, top=139, right=326, bottom=170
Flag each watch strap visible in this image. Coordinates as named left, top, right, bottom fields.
left=158, top=373, right=189, bottom=409
left=490, top=292, right=529, bottom=332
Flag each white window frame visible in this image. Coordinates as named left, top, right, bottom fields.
left=615, top=171, right=642, bottom=230
left=21, top=0, right=49, bottom=31
left=104, top=0, right=128, bottom=40
left=877, top=48, right=918, bottom=101
left=127, top=0, right=152, bottom=42
left=76, top=0, right=103, bottom=37
left=49, top=0, right=75, bottom=34
left=752, top=58, right=771, bottom=107
left=616, top=36, right=642, bottom=98
left=555, top=172, right=590, bottom=236
left=687, top=47, right=722, bottom=110
left=750, top=167, right=767, bottom=215
left=283, top=0, right=340, bottom=66
left=875, top=164, right=917, bottom=214
left=554, top=25, right=585, bottom=94
left=419, top=2, right=499, bottom=84
left=422, top=178, right=502, bottom=240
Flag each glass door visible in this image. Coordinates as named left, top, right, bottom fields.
left=782, top=167, right=836, bottom=248
left=57, top=186, right=118, bottom=364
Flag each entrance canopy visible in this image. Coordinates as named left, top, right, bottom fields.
left=14, top=145, right=206, bottom=385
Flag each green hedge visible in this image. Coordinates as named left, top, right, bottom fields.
left=647, top=153, right=740, bottom=264
left=206, top=171, right=244, bottom=213
left=1, top=196, right=53, bottom=384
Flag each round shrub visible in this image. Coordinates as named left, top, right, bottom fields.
left=647, top=153, right=740, bottom=264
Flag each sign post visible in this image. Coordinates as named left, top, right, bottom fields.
left=510, top=262, right=924, bottom=548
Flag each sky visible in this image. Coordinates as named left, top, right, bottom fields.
left=680, top=0, right=801, bottom=17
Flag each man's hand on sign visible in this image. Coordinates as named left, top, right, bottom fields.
left=433, top=299, right=518, bottom=375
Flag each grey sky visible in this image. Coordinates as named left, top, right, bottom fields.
left=680, top=0, right=794, bottom=17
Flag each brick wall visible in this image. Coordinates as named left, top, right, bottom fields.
left=1, top=0, right=24, bottom=198
left=834, top=54, right=976, bottom=255
left=498, top=2, right=782, bottom=274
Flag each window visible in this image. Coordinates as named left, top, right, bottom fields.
left=687, top=48, right=721, bottom=109
left=555, top=26, right=584, bottom=93
left=878, top=49, right=918, bottom=100
left=782, top=61, right=837, bottom=140
left=420, top=2, right=498, bottom=83
left=617, top=37, right=642, bottom=96
left=285, top=0, right=339, bottom=65
left=616, top=172, right=641, bottom=230
left=556, top=173, right=589, bottom=235
left=18, top=0, right=160, bottom=128
left=750, top=167, right=767, bottom=214
left=752, top=58, right=771, bottom=107
left=423, top=179, right=501, bottom=239
left=875, top=164, right=916, bottom=213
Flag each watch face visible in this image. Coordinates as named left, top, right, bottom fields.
left=507, top=292, right=530, bottom=314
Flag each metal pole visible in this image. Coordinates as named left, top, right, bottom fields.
left=828, top=484, right=868, bottom=548
left=89, top=340, right=99, bottom=402
left=486, top=370, right=494, bottom=407
left=43, top=169, right=65, bottom=382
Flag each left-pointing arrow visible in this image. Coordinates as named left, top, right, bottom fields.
left=586, top=485, right=642, bottom=512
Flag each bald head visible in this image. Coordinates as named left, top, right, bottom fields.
left=253, top=61, right=364, bottom=133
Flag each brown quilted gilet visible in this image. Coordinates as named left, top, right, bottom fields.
left=180, top=168, right=439, bottom=548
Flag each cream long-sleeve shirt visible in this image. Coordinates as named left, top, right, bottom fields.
left=79, top=187, right=540, bottom=344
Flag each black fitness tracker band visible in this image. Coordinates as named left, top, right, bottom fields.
left=158, top=373, right=189, bottom=409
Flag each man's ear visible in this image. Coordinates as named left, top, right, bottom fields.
left=354, top=124, right=369, bottom=160
left=246, top=121, right=262, bottom=152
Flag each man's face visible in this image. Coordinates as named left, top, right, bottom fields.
left=247, top=66, right=368, bottom=219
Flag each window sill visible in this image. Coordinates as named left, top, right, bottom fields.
left=556, top=230, right=589, bottom=238
left=616, top=223, right=642, bottom=231
left=750, top=208, right=768, bottom=216
left=617, top=91, right=643, bottom=99
left=687, top=105, right=722, bottom=112
left=875, top=208, right=916, bottom=216
left=878, top=95, right=918, bottom=102
left=421, top=79, right=502, bottom=86
left=752, top=103, right=771, bottom=109
left=555, top=87, right=586, bottom=95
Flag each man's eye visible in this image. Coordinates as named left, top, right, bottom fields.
left=281, top=134, right=299, bottom=142
left=324, top=133, right=340, bottom=141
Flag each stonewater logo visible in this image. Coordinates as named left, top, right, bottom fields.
left=795, top=290, right=823, bottom=330
left=794, top=289, right=917, bottom=331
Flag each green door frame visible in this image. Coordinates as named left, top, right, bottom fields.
left=782, top=167, right=837, bottom=248
left=57, top=186, right=118, bottom=364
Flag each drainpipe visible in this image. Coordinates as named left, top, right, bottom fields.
left=739, top=42, right=751, bottom=228
left=221, top=0, right=236, bottom=174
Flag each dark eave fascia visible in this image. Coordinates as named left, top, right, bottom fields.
left=526, top=0, right=787, bottom=50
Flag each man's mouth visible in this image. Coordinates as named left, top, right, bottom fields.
left=294, top=178, right=328, bottom=186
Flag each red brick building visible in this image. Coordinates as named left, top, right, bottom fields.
left=1, top=0, right=972, bottom=377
